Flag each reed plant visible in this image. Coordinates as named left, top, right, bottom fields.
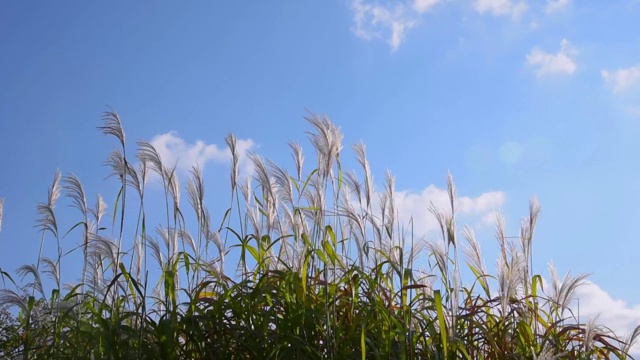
left=0, top=110, right=638, bottom=359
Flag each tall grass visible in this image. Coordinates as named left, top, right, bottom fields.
left=0, top=110, right=638, bottom=359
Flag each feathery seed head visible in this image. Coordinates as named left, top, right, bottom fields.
left=63, top=174, right=87, bottom=216
left=384, top=170, right=397, bottom=241
left=446, top=172, right=456, bottom=214
left=89, top=233, right=118, bottom=272
left=0, top=289, right=30, bottom=314
left=148, top=236, right=165, bottom=271
left=187, top=165, right=206, bottom=225
left=17, top=264, right=45, bottom=298
left=35, top=170, right=62, bottom=237
left=583, top=316, right=604, bottom=352
left=427, top=239, right=448, bottom=281
left=353, top=142, right=373, bottom=208
left=344, top=170, right=363, bottom=205
left=137, top=141, right=165, bottom=180
left=89, top=194, right=107, bottom=226
left=547, top=262, right=589, bottom=318
left=622, top=324, right=640, bottom=356
left=49, top=170, right=63, bottom=206
left=305, top=112, right=343, bottom=180
left=40, top=257, right=60, bottom=287
left=164, top=165, right=181, bottom=209
left=268, top=159, right=294, bottom=206
left=225, top=133, right=239, bottom=191
left=463, top=226, right=489, bottom=292
left=99, top=110, right=126, bottom=148
left=133, top=236, right=144, bottom=279
left=289, top=141, right=304, bottom=182
left=177, top=228, right=196, bottom=255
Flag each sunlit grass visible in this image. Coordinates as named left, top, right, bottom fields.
left=0, top=110, right=637, bottom=359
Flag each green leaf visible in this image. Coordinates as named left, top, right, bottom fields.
left=301, top=232, right=313, bottom=248
left=246, top=244, right=260, bottom=263
left=183, top=252, right=190, bottom=275
left=336, top=158, right=343, bottom=194
left=301, top=252, right=309, bottom=302
left=532, top=274, right=542, bottom=297
left=402, top=268, right=410, bottom=308
left=322, top=239, right=337, bottom=265
left=218, top=207, right=232, bottom=230
left=326, top=225, right=336, bottom=245
left=62, top=221, right=86, bottom=239
left=361, top=325, right=366, bottom=360
left=300, top=169, right=319, bottom=197
left=435, top=290, right=448, bottom=360
left=111, top=186, right=123, bottom=230
left=315, top=248, right=328, bottom=264
left=0, top=270, right=16, bottom=286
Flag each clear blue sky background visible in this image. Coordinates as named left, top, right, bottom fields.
left=1, top=0, right=640, bottom=339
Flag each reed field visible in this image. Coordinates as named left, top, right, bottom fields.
left=0, top=110, right=637, bottom=359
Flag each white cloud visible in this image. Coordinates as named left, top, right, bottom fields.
left=479, top=210, right=502, bottom=227
left=535, top=276, right=640, bottom=355
left=574, top=281, right=640, bottom=354
left=526, top=38, right=577, bottom=77
left=351, top=0, right=416, bottom=51
left=473, top=0, right=528, bottom=19
left=413, top=0, right=441, bottom=13
left=545, top=0, right=571, bottom=13
left=148, top=131, right=255, bottom=179
left=388, top=184, right=639, bottom=353
left=392, top=185, right=506, bottom=236
left=350, top=0, right=441, bottom=51
left=601, top=66, right=640, bottom=94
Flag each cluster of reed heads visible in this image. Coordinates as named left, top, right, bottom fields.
left=0, top=111, right=638, bottom=359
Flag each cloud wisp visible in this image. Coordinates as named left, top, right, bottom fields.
left=526, top=38, right=577, bottom=77
left=350, top=0, right=441, bottom=51
left=601, top=66, right=640, bottom=94
left=473, top=0, right=528, bottom=19
left=575, top=281, right=640, bottom=355
left=545, top=0, right=571, bottom=13
left=390, top=185, right=506, bottom=236
left=414, top=0, right=441, bottom=13
left=148, top=131, right=256, bottom=180
left=534, top=272, right=640, bottom=355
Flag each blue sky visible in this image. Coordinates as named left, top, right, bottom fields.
left=1, top=0, right=640, bottom=345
